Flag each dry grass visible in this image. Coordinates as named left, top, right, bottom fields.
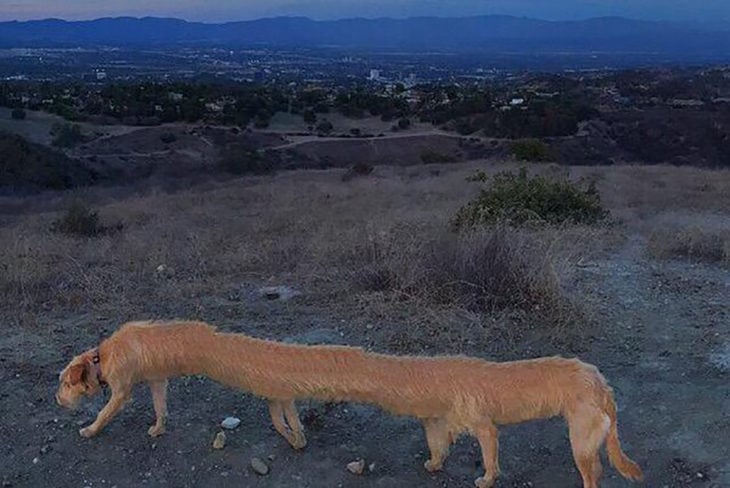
left=1, top=161, right=726, bottom=349
left=647, top=222, right=730, bottom=264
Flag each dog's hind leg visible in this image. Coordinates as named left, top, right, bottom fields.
left=473, top=420, right=500, bottom=488
left=423, top=418, right=451, bottom=472
left=268, top=400, right=303, bottom=449
left=283, top=400, right=307, bottom=449
left=568, top=407, right=610, bottom=488
left=79, top=385, right=131, bottom=438
left=148, top=380, right=168, bottom=437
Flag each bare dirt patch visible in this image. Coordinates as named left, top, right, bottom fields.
left=0, top=162, right=728, bottom=487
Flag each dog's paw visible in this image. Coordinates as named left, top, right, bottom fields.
left=148, top=424, right=166, bottom=438
left=424, top=460, right=443, bottom=473
left=79, top=427, right=97, bottom=438
left=474, top=476, right=495, bottom=488
left=291, top=433, right=307, bottom=450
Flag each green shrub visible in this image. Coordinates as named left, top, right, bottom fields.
left=453, top=168, right=607, bottom=229
left=51, top=201, right=121, bottom=237
left=398, top=117, right=411, bottom=130
left=11, top=108, right=26, bottom=120
left=511, top=139, right=554, bottom=162
left=420, top=150, right=456, bottom=164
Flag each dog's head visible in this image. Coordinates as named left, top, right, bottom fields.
left=56, top=352, right=102, bottom=409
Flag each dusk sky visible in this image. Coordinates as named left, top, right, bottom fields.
left=1, top=0, right=728, bottom=23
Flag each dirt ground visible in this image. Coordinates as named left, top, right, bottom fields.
left=0, top=162, right=728, bottom=487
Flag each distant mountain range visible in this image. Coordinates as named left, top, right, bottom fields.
left=1, top=16, right=729, bottom=59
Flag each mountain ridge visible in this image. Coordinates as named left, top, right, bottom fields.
left=0, top=15, right=728, bottom=59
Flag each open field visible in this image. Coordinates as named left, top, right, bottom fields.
left=1, top=161, right=728, bottom=487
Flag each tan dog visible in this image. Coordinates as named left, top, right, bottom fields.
left=56, top=321, right=306, bottom=449
left=57, top=321, right=642, bottom=488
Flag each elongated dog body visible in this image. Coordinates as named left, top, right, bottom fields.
left=56, top=321, right=306, bottom=449
left=57, top=321, right=642, bottom=488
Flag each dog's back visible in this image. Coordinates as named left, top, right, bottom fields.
left=103, top=321, right=218, bottom=379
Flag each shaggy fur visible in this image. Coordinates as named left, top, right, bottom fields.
left=55, top=321, right=306, bottom=449
left=57, top=321, right=643, bottom=488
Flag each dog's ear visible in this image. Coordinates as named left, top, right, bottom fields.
left=67, top=363, right=88, bottom=385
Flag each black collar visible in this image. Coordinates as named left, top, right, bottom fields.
left=91, top=348, right=108, bottom=388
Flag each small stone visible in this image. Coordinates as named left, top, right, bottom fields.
left=212, top=432, right=226, bottom=450
left=40, top=445, right=51, bottom=454
left=346, top=459, right=365, bottom=475
left=368, top=462, right=376, bottom=472
left=221, top=417, right=241, bottom=430
left=250, top=457, right=269, bottom=476
left=32, top=457, right=40, bottom=465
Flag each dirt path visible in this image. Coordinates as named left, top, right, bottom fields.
left=1, top=234, right=727, bottom=487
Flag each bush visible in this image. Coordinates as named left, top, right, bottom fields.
left=511, top=139, right=554, bottom=162
left=51, top=123, right=84, bottom=148
left=160, top=132, right=177, bottom=144
left=341, top=162, right=374, bottom=182
left=316, top=120, right=334, bottom=134
left=303, top=110, right=317, bottom=124
left=398, top=117, right=411, bottom=130
left=453, top=168, right=608, bottom=229
left=348, top=226, right=578, bottom=325
left=420, top=150, right=456, bottom=164
left=219, top=148, right=275, bottom=175
left=51, top=201, right=121, bottom=237
left=11, top=108, right=26, bottom=120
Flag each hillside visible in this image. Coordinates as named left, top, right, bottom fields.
left=0, top=131, right=98, bottom=192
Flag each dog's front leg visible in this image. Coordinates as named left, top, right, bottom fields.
left=473, top=421, right=500, bottom=488
left=148, top=380, right=168, bottom=437
left=423, top=418, right=450, bottom=472
left=79, top=387, right=131, bottom=438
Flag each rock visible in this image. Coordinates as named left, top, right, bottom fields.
left=368, top=462, right=376, bottom=472
left=39, top=445, right=51, bottom=454
left=258, top=286, right=301, bottom=301
left=32, top=457, right=39, bottom=465
left=221, top=417, right=241, bottom=430
left=250, top=457, right=269, bottom=476
left=212, top=432, right=226, bottom=450
left=346, top=459, right=365, bottom=475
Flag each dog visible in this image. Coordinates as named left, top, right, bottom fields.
left=57, top=320, right=642, bottom=488
left=56, top=320, right=306, bottom=449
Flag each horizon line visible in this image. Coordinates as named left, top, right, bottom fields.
left=0, top=13, right=675, bottom=25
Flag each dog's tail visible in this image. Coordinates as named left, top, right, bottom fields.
left=603, top=389, right=643, bottom=481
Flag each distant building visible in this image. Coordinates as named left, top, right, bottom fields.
left=168, top=92, right=184, bottom=102
left=510, top=97, right=525, bottom=106
left=369, top=69, right=381, bottom=81
left=94, top=69, right=107, bottom=81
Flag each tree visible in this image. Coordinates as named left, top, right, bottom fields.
left=316, top=120, right=334, bottom=134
